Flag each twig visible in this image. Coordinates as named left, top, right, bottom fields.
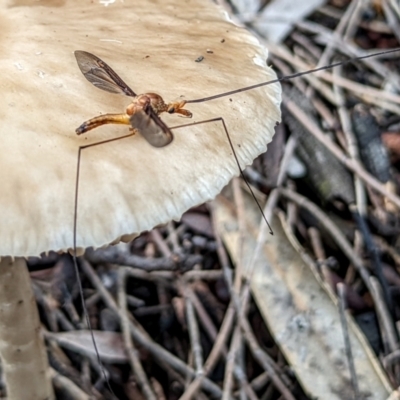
left=308, top=227, right=337, bottom=297
left=233, top=364, right=259, bottom=400
left=183, top=287, right=204, bottom=376
left=222, top=325, right=240, bottom=400
left=382, top=0, right=400, bottom=44
left=317, top=0, right=361, bottom=67
left=351, top=206, right=393, bottom=313
left=150, top=229, right=173, bottom=258
left=333, top=65, right=367, bottom=215
left=264, top=134, right=298, bottom=221
left=85, top=247, right=176, bottom=271
left=117, top=268, right=157, bottom=400
left=183, top=284, right=220, bottom=345
left=369, top=277, right=399, bottom=354
left=178, top=302, right=236, bottom=400
left=337, top=283, right=360, bottom=400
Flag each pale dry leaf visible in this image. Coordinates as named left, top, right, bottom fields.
left=213, top=192, right=392, bottom=400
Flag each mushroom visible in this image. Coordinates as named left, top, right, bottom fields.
left=0, top=0, right=281, bottom=398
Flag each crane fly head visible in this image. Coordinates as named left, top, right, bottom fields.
left=166, top=100, right=192, bottom=117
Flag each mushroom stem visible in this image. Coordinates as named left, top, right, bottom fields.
left=0, top=257, right=54, bottom=400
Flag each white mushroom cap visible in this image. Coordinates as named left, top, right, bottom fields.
left=1, top=0, right=281, bottom=257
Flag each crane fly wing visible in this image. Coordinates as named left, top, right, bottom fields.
left=74, top=50, right=136, bottom=97
left=130, top=105, right=173, bottom=148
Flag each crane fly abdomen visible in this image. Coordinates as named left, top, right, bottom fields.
left=74, top=50, right=192, bottom=147
left=76, top=114, right=131, bottom=135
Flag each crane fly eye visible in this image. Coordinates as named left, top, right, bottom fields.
left=168, top=107, right=175, bottom=114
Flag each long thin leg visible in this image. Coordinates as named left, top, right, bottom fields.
left=76, top=113, right=131, bottom=134
left=72, top=131, right=135, bottom=394
left=169, top=117, right=273, bottom=234
left=71, top=117, right=271, bottom=395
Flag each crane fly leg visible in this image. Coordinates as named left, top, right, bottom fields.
left=76, top=113, right=131, bottom=135
left=169, top=117, right=273, bottom=234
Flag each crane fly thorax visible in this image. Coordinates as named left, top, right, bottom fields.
left=126, top=93, right=167, bottom=116
left=126, top=93, right=193, bottom=118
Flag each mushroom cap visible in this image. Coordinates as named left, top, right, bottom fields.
left=1, top=0, right=281, bottom=257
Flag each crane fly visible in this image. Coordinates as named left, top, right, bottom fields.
left=75, top=50, right=192, bottom=147
left=72, top=47, right=400, bottom=394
